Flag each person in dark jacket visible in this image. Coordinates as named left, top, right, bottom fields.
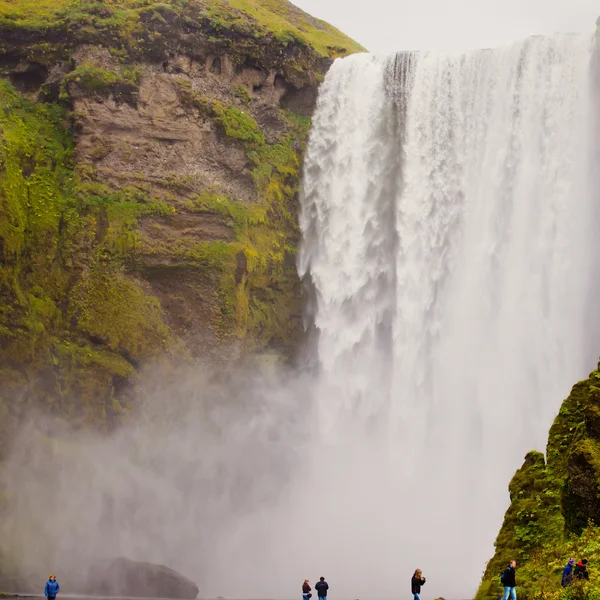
left=315, top=577, right=328, bottom=600
left=302, top=580, right=311, bottom=600
left=562, top=558, right=575, bottom=587
left=411, top=569, right=426, bottom=600
left=574, top=559, right=589, bottom=581
left=44, top=574, right=60, bottom=600
left=500, top=561, right=517, bottom=600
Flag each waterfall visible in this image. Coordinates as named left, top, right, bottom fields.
left=298, top=34, right=600, bottom=597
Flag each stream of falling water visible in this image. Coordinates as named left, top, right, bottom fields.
left=296, top=33, right=600, bottom=597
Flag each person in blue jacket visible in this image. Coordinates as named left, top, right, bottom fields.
left=44, top=574, right=60, bottom=600
left=562, top=558, right=575, bottom=587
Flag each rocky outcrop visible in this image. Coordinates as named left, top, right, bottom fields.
left=92, top=557, right=199, bottom=599
left=0, top=0, right=364, bottom=429
left=476, top=366, right=600, bottom=600
left=561, top=385, right=600, bottom=533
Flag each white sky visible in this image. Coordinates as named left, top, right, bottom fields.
left=292, top=0, right=599, bottom=53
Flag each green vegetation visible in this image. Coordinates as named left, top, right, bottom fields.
left=0, top=0, right=365, bottom=65
left=136, top=76, right=308, bottom=351
left=0, top=0, right=358, bottom=420
left=0, top=79, right=171, bottom=425
left=224, top=0, right=366, bottom=56
left=174, top=80, right=307, bottom=349
left=62, top=62, right=141, bottom=104
left=212, top=101, right=266, bottom=145
left=477, top=366, right=600, bottom=600
left=233, top=84, right=252, bottom=104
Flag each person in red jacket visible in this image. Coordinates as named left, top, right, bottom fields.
left=574, top=559, right=589, bottom=581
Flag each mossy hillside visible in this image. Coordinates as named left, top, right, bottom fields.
left=0, top=0, right=365, bottom=86
left=477, top=366, right=600, bottom=600
left=0, top=0, right=357, bottom=410
left=223, top=0, right=365, bottom=56
left=167, top=87, right=309, bottom=351
left=0, top=79, right=172, bottom=426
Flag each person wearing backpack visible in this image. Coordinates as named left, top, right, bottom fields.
left=562, top=558, right=575, bottom=587
left=500, top=561, right=517, bottom=600
left=574, top=559, right=589, bottom=581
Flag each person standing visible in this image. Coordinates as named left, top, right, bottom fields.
left=500, top=561, right=517, bottom=600
left=574, top=559, right=589, bottom=581
left=562, top=558, right=575, bottom=587
left=315, top=576, right=329, bottom=600
left=302, top=580, right=312, bottom=600
left=45, top=574, right=60, bottom=600
left=411, top=569, right=426, bottom=600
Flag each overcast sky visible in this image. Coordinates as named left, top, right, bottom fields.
left=292, top=0, right=599, bottom=53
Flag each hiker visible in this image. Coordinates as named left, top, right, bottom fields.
left=411, top=569, right=426, bottom=600
left=500, top=561, right=517, bottom=600
left=302, top=580, right=312, bottom=600
left=561, top=558, right=575, bottom=587
left=574, top=559, right=589, bottom=581
left=315, top=577, right=329, bottom=600
left=44, top=574, right=60, bottom=600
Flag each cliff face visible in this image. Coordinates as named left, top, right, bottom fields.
left=0, top=0, right=364, bottom=428
left=477, top=367, right=600, bottom=600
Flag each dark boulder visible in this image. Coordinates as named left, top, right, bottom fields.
left=96, top=557, right=199, bottom=599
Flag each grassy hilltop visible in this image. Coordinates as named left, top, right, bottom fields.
left=0, top=0, right=365, bottom=60
left=0, top=0, right=364, bottom=433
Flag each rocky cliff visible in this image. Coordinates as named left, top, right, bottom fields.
left=477, top=365, right=600, bottom=600
left=0, top=0, right=364, bottom=430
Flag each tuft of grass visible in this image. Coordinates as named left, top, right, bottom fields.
left=211, top=101, right=265, bottom=145
left=62, top=62, right=142, bottom=104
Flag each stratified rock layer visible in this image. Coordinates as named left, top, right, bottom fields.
left=0, top=0, right=364, bottom=430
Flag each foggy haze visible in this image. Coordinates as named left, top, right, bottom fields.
left=292, top=0, right=600, bottom=52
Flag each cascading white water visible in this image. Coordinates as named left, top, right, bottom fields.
left=298, top=33, right=600, bottom=597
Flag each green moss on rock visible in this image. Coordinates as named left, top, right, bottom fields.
left=0, top=0, right=361, bottom=420
left=0, top=79, right=171, bottom=425
left=171, top=77, right=308, bottom=352
left=212, top=101, right=266, bottom=145
left=478, top=366, right=600, bottom=600
left=70, top=271, right=170, bottom=358
left=0, top=0, right=365, bottom=89
left=62, top=61, right=141, bottom=105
